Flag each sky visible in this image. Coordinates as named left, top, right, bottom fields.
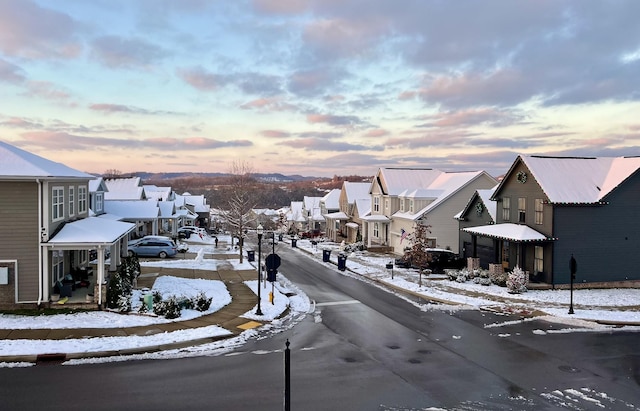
left=1, top=0, right=639, bottom=178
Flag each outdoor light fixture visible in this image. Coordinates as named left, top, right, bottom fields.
left=256, top=224, right=264, bottom=316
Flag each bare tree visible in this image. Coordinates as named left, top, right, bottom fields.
left=403, top=222, right=433, bottom=287
left=219, top=160, right=258, bottom=263
left=103, top=169, right=122, bottom=178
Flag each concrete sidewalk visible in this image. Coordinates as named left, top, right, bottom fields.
left=0, top=262, right=262, bottom=363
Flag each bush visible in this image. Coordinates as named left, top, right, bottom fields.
left=193, top=292, right=212, bottom=311
left=506, top=266, right=528, bottom=294
left=490, top=269, right=508, bottom=287
left=153, top=297, right=182, bottom=319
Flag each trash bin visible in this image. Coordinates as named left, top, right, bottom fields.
left=247, top=250, right=255, bottom=262
left=322, top=249, right=331, bottom=262
left=337, top=254, right=347, bottom=271
left=386, top=262, right=393, bottom=270
left=278, top=233, right=283, bottom=241
left=143, top=294, right=153, bottom=310
left=291, top=239, right=297, bottom=248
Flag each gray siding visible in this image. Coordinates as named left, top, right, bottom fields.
left=0, top=181, right=39, bottom=303
left=552, top=171, right=640, bottom=284
left=459, top=195, right=497, bottom=268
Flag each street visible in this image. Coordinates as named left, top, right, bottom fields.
left=0, top=245, right=638, bottom=410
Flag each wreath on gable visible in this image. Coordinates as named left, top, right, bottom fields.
left=516, top=171, right=527, bottom=184
left=475, top=202, right=484, bottom=215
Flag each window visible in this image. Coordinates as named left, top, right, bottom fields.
left=95, top=192, right=104, bottom=213
left=502, top=197, right=510, bottom=221
left=52, top=187, right=64, bottom=221
left=373, top=222, right=379, bottom=237
left=373, top=196, right=380, bottom=212
left=518, top=197, right=526, bottom=223
left=535, top=246, right=544, bottom=273
left=52, top=250, right=64, bottom=283
left=535, top=199, right=544, bottom=225
left=69, top=186, right=75, bottom=216
left=385, top=199, right=389, bottom=211
left=400, top=198, right=405, bottom=212
left=409, top=199, right=414, bottom=213
left=78, top=186, right=87, bottom=213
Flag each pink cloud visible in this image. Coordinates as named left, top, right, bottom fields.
left=0, top=1, right=82, bottom=59
left=240, top=97, right=296, bottom=112
left=261, top=130, right=290, bottom=138
left=25, top=81, right=73, bottom=103
left=0, top=58, right=26, bottom=83
left=306, top=113, right=362, bottom=126
left=177, top=67, right=218, bottom=91
left=364, top=128, right=389, bottom=138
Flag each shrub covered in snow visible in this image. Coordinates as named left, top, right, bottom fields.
left=506, top=266, right=528, bottom=294
left=154, top=296, right=182, bottom=319
left=473, top=269, right=492, bottom=286
left=490, top=269, right=508, bottom=287
left=194, top=292, right=212, bottom=311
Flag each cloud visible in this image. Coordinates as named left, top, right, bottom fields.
left=277, top=137, right=379, bottom=152
left=0, top=59, right=26, bottom=83
left=385, top=132, right=475, bottom=149
left=0, top=1, right=82, bottom=59
left=261, top=130, right=290, bottom=138
left=253, top=0, right=309, bottom=14
left=89, top=103, right=179, bottom=116
left=177, top=66, right=219, bottom=91
left=91, top=35, right=167, bottom=69
left=24, top=81, right=73, bottom=103
left=240, top=97, right=297, bottom=112
left=363, top=128, right=389, bottom=138
left=307, top=113, right=363, bottom=126
left=288, top=67, right=346, bottom=97
left=419, top=108, right=527, bottom=128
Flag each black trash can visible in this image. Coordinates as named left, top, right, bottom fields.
left=247, top=250, right=255, bottom=262
left=322, top=249, right=331, bottom=262
left=337, top=254, right=347, bottom=271
left=278, top=233, right=283, bottom=241
left=291, top=239, right=297, bottom=248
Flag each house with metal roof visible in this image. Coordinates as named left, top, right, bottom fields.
left=463, top=155, right=640, bottom=285
left=363, top=167, right=497, bottom=254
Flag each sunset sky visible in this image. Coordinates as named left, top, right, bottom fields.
left=1, top=0, right=639, bottom=178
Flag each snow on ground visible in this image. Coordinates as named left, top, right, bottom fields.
left=0, top=234, right=639, bottom=365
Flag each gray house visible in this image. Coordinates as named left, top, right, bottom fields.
left=463, top=155, right=640, bottom=285
left=0, top=141, right=134, bottom=309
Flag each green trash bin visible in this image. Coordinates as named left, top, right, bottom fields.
left=143, top=294, right=153, bottom=310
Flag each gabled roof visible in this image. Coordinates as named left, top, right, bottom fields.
left=144, top=185, right=173, bottom=201
left=463, top=223, right=556, bottom=242
left=104, top=177, right=145, bottom=200
left=343, top=181, right=370, bottom=203
left=175, top=193, right=210, bottom=213
left=374, top=167, right=440, bottom=196
left=289, top=201, right=306, bottom=222
left=457, top=185, right=498, bottom=222
left=303, top=196, right=322, bottom=211
left=354, top=198, right=371, bottom=217
left=394, top=170, right=495, bottom=220
left=0, top=140, right=93, bottom=180
left=494, top=155, right=640, bottom=204
left=321, top=189, right=341, bottom=210
left=89, top=177, right=109, bottom=193
left=157, top=201, right=176, bottom=218
left=104, top=200, right=159, bottom=220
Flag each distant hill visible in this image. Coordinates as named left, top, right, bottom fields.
left=131, top=171, right=322, bottom=182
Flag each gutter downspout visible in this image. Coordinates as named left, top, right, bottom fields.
left=37, top=179, right=43, bottom=306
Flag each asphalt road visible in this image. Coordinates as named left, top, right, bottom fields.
left=0, top=244, right=638, bottom=410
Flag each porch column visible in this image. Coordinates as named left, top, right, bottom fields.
left=41, top=246, right=50, bottom=301
left=97, top=247, right=106, bottom=307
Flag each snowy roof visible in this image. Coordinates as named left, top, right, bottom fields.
left=104, top=200, right=159, bottom=220
left=394, top=171, right=492, bottom=220
left=47, top=217, right=135, bottom=245
left=321, top=189, right=341, bottom=210
left=458, top=185, right=498, bottom=222
left=303, top=196, right=322, bottom=211
left=104, top=177, right=144, bottom=200
left=175, top=194, right=210, bottom=213
left=0, top=140, right=94, bottom=180
left=343, top=181, right=371, bottom=203
left=324, top=211, right=349, bottom=220
left=89, top=177, right=108, bottom=193
left=376, top=167, right=442, bottom=196
left=462, top=223, right=556, bottom=242
left=361, top=214, right=391, bottom=222
left=498, top=155, right=640, bottom=204
left=354, top=198, right=371, bottom=217
left=157, top=201, right=176, bottom=218
left=289, top=201, right=306, bottom=222
left=144, top=185, right=172, bottom=201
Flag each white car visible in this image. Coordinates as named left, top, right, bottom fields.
left=177, top=226, right=207, bottom=239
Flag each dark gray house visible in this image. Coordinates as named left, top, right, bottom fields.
left=457, top=186, right=498, bottom=268
left=463, top=155, right=640, bottom=286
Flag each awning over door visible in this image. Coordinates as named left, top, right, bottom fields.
left=462, top=223, right=556, bottom=242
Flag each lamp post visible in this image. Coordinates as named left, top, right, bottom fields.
left=569, top=254, right=577, bottom=315
left=256, top=224, right=264, bottom=316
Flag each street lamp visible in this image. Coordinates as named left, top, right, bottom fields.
left=256, top=224, right=264, bottom=316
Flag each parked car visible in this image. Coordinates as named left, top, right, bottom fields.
left=128, top=236, right=177, bottom=258
left=300, top=229, right=322, bottom=239
left=394, top=248, right=465, bottom=273
left=177, top=226, right=207, bottom=239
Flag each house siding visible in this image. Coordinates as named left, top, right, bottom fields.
left=0, top=181, right=39, bottom=304
left=552, top=171, right=640, bottom=284
left=459, top=195, right=496, bottom=268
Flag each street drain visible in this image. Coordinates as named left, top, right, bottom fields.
left=558, top=365, right=581, bottom=373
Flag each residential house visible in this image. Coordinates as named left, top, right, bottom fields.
left=104, top=176, right=146, bottom=200
left=104, top=200, right=160, bottom=238
left=463, top=155, right=640, bottom=285
left=175, top=193, right=211, bottom=229
left=89, top=177, right=108, bottom=216
left=303, top=196, right=324, bottom=232
left=324, top=182, right=370, bottom=243
left=287, top=201, right=306, bottom=233
left=363, top=167, right=497, bottom=254
left=456, top=186, right=498, bottom=268
left=0, top=141, right=134, bottom=309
